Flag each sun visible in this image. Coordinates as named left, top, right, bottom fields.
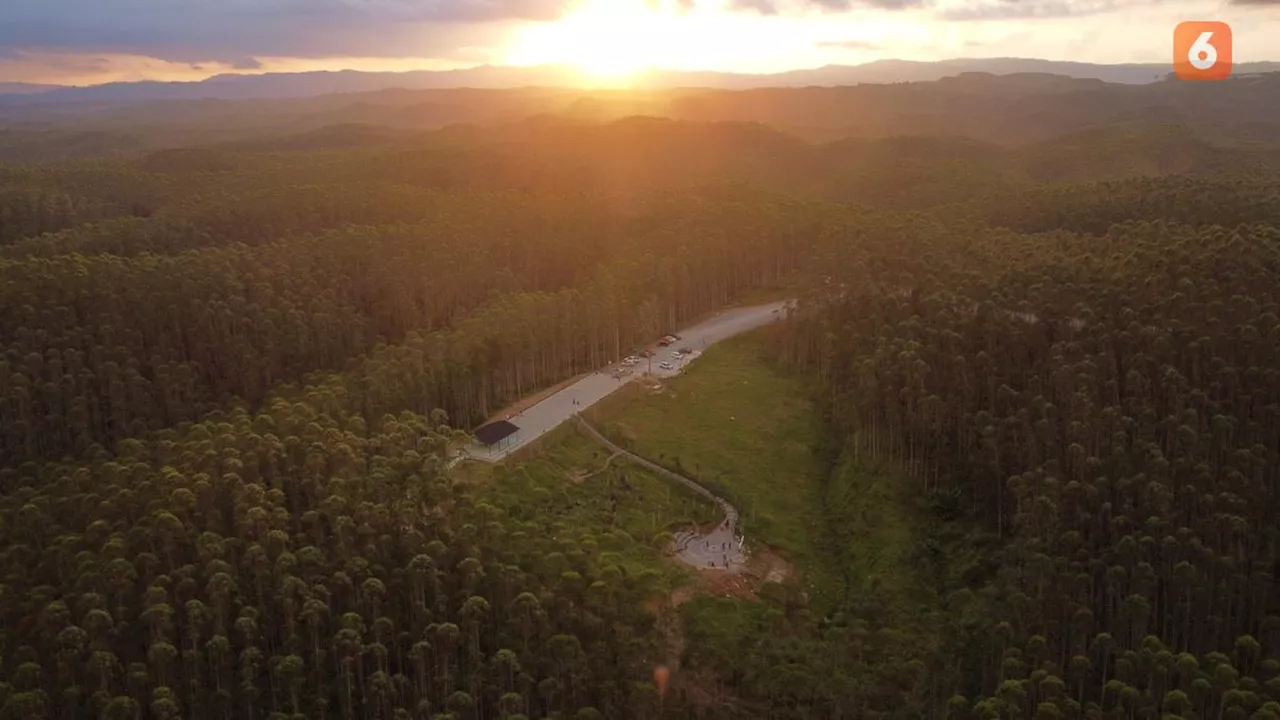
left=505, top=0, right=681, bottom=79
left=503, top=0, right=822, bottom=81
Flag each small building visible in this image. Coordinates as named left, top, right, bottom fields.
left=473, top=420, right=520, bottom=454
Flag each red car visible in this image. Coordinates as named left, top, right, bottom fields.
left=658, top=338, right=672, bottom=346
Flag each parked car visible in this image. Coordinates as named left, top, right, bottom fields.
left=658, top=361, right=674, bottom=370
left=658, top=338, right=673, bottom=346
left=678, top=347, right=692, bottom=354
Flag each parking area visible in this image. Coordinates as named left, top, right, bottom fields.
left=460, top=299, right=790, bottom=462
left=613, top=338, right=701, bottom=379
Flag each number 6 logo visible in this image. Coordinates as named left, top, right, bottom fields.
left=1174, top=21, right=1232, bottom=81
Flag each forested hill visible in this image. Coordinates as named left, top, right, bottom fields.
left=3, top=71, right=1280, bottom=161
left=1, top=75, right=1279, bottom=720
left=1, top=112, right=1278, bottom=468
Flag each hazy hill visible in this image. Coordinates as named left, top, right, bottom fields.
left=3, top=71, right=1279, bottom=162
left=176, top=113, right=1271, bottom=215
left=668, top=72, right=1280, bottom=145
left=6, top=58, right=1280, bottom=106
left=0, top=82, right=64, bottom=95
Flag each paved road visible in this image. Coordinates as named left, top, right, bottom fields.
left=575, top=418, right=747, bottom=573
left=458, top=299, right=791, bottom=462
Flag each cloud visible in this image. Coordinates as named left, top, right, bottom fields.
left=731, top=0, right=1167, bottom=16
left=229, top=57, right=266, bottom=70
left=817, top=38, right=883, bottom=49
left=0, top=0, right=567, bottom=63
left=934, top=0, right=1133, bottom=20
left=729, top=0, right=925, bottom=12
left=729, top=0, right=780, bottom=11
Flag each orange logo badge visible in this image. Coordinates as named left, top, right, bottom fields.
left=1174, top=21, right=1233, bottom=81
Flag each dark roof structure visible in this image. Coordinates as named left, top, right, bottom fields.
left=474, top=420, right=520, bottom=446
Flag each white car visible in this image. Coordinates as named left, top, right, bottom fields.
left=658, top=361, right=674, bottom=370
left=671, top=352, right=684, bottom=359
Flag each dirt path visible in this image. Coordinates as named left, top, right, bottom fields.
left=575, top=417, right=748, bottom=573
left=566, top=450, right=622, bottom=485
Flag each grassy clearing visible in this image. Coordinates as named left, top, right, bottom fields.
left=819, top=447, right=1003, bottom=688
left=584, top=331, right=844, bottom=603
left=822, top=452, right=940, bottom=636
left=468, top=325, right=997, bottom=713
left=475, top=424, right=720, bottom=587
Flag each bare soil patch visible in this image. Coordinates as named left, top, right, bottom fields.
left=695, top=544, right=797, bottom=599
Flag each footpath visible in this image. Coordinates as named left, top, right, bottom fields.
left=575, top=416, right=747, bottom=573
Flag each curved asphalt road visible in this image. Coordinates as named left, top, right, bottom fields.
left=454, top=299, right=793, bottom=572
left=458, top=299, right=791, bottom=462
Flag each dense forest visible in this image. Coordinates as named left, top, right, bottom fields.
left=2, top=73, right=1280, bottom=719
left=777, top=213, right=1280, bottom=716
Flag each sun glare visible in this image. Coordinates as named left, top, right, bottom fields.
left=506, top=0, right=670, bottom=79
left=503, top=0, right=891, bottom=82
left=506, top=0, right=809, bottom=81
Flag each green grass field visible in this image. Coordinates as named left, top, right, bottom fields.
left=474, top=424, right=720, bottom=587
left=584, top=332, right=845, bottom=602
left=477, top=327, right=984, bottom=709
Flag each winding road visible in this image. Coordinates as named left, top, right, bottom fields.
left=454, top=299, right=792, bottom=571
left=458, top=299, right=791, bottom=462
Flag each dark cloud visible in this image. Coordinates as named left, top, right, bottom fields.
left=0, top=0, right=567, bottom=63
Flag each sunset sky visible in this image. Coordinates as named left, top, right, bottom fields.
left=1, top=0, right=1277, bottom=86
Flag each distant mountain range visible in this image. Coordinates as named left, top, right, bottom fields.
left=4, top=67, right=1280, bottom=163
left=7, top=58, right=1280, bottom=105
left=0, top=82, right=64, bottom=95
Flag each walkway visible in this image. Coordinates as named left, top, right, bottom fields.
left=575, top=417, right=747, bottom=573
